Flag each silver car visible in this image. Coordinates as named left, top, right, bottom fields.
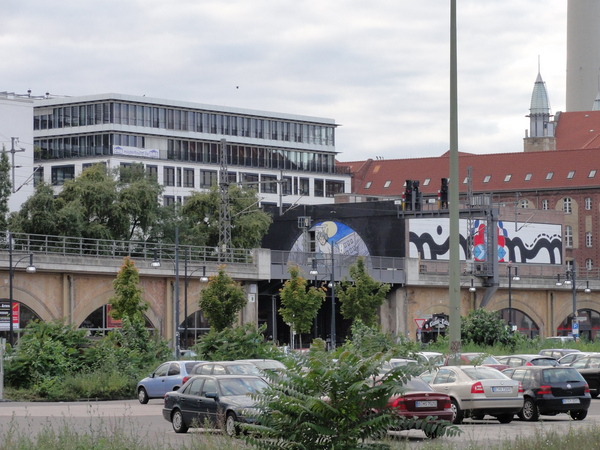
left=427, top=365, right=523, bottom=424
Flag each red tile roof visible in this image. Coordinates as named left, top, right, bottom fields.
left=338, top=148, right=600, bottom=197
left=555, top=111, right=600, bottom=150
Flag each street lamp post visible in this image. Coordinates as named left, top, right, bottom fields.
left=7, top=233, right=36, bottom=346
left=564, top=261, right=579, bottom=340
left=507, top=263, right=520, bottom=332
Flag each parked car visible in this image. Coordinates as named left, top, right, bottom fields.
left=137, top=360, right=204, bottom=404
left=427, top=366, right=523, bottom=424
left=496, top=354, right=559, bottom=368
left=544, top=336, right=576, bottom=344
left=414, top=351, right=444, bottom=366
left=558, top=352, right=591, bottom=366
left=380, top=358, right=418, bottom=373
left=538, top=348, right=580, bottom=360
left=444, top=353, right=510, bottom=371
left=162, top=374, right=269, bottom=435
left=186, top=361, right=261, bottom=384
left=387, top=376, right=453, bottom=439
left=502, top=366, right=591, bottom=421
left=237, top=359, right=287, bottom=374
left=568, top=353, right=600, bottom=398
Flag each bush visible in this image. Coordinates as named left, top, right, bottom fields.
left=193, top=323, right=282, bottom=361
left=245, top=342, right=460, bottom=449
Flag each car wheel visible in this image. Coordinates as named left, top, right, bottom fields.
left=496, top=413, right=514, bottom=424
left=569, top=409, right=588, bottom=421
left=450, top=398, right=464, bottom=424
left=225, top=412, right=238, bottom=437
left=521, top=398, right=539, bottom=422
left=172, top=409, right=189, bottom=433
left=137, top=387, right=149, bottom=404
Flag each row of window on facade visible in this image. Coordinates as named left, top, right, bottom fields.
left=43, top=164, right=345, bottom=198
left=34, top=134, right=337, bottom=174
left=519, top=197, right=594, bottom=212
left=33, top=101, right=335, bottom=146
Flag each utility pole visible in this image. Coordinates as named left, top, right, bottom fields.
left=4, top=138, right=25, bottom=193
left=218, top=139, right=232, bottom=262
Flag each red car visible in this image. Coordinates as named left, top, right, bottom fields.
left=387, top=377, right=454, bottom=439
left=444, top=353, right=510, bottom=371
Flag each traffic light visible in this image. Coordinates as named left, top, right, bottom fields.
left=412, top=180, right=421, bottom=211
left=403, top=179, right=413, bottom=210
left=439, top=178, right=448, bottom=209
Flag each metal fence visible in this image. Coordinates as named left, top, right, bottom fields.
left=0, top=232, right=253, bottom=264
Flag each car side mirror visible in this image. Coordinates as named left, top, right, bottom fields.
left=205, top=392, right=219, bottom=400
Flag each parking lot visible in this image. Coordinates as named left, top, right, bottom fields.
left=1, top=397, right=599, bottom=448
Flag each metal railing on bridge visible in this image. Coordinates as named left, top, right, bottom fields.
left=0, top=232, right=253, bottom=264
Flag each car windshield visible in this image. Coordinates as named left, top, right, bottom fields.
left=219, top=378, right=269, bottom=396
left=462, top=367, right=507, bottom=380
left=542, top=368, right=584, bottom=383
left=464, top=355, right=500, bottom=365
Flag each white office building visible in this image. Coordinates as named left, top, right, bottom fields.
left=0, top=93, right=36, bottom=213
left=31, top=93, right=349, bottom=208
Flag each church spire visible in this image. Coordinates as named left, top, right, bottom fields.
left=527, top=65, right=554, bottom=138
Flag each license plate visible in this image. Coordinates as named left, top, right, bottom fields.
left=415, top=401, right=437, bottom=408
left=562, top=398, right=580, bottom=404
left=492, top=386, right=512, bottom=393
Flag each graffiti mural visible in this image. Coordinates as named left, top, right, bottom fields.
left=291, top=220, right=370, bottom=257
left=409, top=218, right=562, bottom=264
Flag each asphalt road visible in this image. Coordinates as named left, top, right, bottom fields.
left=1, top=397, right=599, bottom=448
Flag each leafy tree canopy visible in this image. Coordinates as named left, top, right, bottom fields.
left=461, top=308, right=512, bottom=347
left=108, top=257, right=148, bottom=321
left=337, top=257, right=391, bottom=327
left=0, top=148, right=11, bottom=231
left=198, top=266, right=247, bottom=331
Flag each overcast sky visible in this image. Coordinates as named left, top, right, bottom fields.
left=1, top=0, right=567, bottom=162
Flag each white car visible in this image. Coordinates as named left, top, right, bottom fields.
left=427, top=365, right=523, bottom=424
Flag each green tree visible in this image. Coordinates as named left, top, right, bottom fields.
left=117, top=163, right=164, bottom=240
left=198, top=266, right=247, bottom=331
left=180, top=184, right=272, bottom=248
left=59, top=164, right=127, bottom=240
left=279, top=264, right=325, bottom=348
left=337, top=257, right=391, bottom=327
left=194, top=323, right=280, bottom=361
left=108, top=257, right=148, bottom=321
left=461, top=308, right=512, bottom=347
left=0, top=148, right=11, bottom=231
left=9, top=182, right=61, bottom=235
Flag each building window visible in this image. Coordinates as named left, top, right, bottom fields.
left=563, top=197, right=572, bottom=214
left=364, top=181, right=372, bottom=189
left=163, top=195, right=175, bottom=207
left=240, top=172, right=258, bottom=190
left=384, top=180, right=392, bottom=188
left=585, top=197, right=592, bottom=210
left=519, top=199, right=529, bottom=208
left=298, top=178, right=309, bottom=195
left=567, top=171, right=575, bottom=179
left=326, top=180, right=344, bottom=197
left=546, top=172, right=553, bottom=180
left=565, top=225, right=573, bottom=248
left=542, top=199, right=549, bottom=210
left=483, top=175, right=491, bottom=183
left=504, top=174, right=512, bottom=182
left=261, top=175, right=278, bottom=194
left=525, top=173, right=532, bottom=181
left=314, top=179, right=324, bottom=197
left=200, top=170, right=218, bottom=188
left=33, top=167, right=44, bottom=186
left=146, top=165, right=158, bottom=180
left=586, top=259, right=594, bottom=270
left=183, top=168, right=194, bottom=188
left=587, top=232, right=593, bottom=248
left=163, top=167, right=175, bottom=186
left=51, top=165, right=75, bottom=185
left=423, top=178, right=430, bottom=186
left=282, top=176, right=292, bottom=195
left=589, top=170, right=597, bottom=178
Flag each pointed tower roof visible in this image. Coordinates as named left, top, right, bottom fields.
left=593, top=92, right=600, bottom=111
left=529, top=72, right=551, bottom=115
